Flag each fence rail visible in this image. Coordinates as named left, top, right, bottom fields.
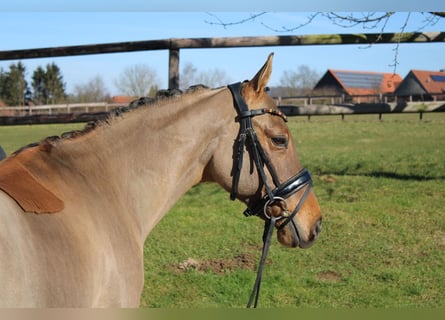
left=280, top=100, right=444, bottom=115
left=277, top=92, right=445, bottom=106
left=0, top=103, right=125, bottom=125
left=0, top=32, right=444, bottom=89
left=1, top=99, right=444, bottom=125
left=0, top=103, right=124, bottom=116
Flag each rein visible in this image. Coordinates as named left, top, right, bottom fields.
left=227, top=82, right=313, bottom=308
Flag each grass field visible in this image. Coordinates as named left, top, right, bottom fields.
left=0, top=113, right=444, bottom=308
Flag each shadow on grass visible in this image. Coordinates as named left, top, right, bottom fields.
left=316, top=170, right=445, bottom=181
left=368, top=171, right=445, bottom=181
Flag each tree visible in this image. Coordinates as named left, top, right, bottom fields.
left=195, top=68, right=232, bottom=88
left=179, top=62, right=198, bottom=90
left=44, top=62, right=66, bottom=104
left=31, top=66, right=46, bottom=104
left=114, top=64, right=160, bottom=97
left=206, top=12, right=445, bottom=32
left=0, top=68, right=8, bottom=103
left=279, top=65, right=321, bottom=96
left=0, top=62, right=30, bottom=106
left=179, top=62, right=232, bottom=90
left=31, top=63, right=66, bottom=104
left=71, top=74, right=110, bottom=103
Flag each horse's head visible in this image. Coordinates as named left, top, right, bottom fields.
left=204, top=53, right=322, bottom=249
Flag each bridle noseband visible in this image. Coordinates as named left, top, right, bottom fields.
left=228, top=82, right=313, bottom=308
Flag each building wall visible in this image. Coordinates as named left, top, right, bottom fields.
left=395, top=72, right=426, bottom=96
left=313, top=72, right=345, bottom=95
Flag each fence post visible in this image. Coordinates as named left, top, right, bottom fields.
left=169, top=48, right=180, bottom=90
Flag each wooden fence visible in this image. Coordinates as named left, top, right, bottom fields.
left=0, top=32, right=444, bottom=89
left=0, top=103, right=124, bottom=125
left=0, top=31, right=444, bottom=124
left=277, top=92, right=445, bottom=106
left=1, top=98, right=444, bottom=125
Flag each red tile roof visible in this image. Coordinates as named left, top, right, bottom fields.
left=112, top=96, right=137, bottom=104
left=410, top=70, right=445, bottom=94
left=329, top=69, right=402, bottom=96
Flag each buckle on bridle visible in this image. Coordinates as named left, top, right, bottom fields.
left=242, top=168, right=313, bottom=218
left=263, top=196, right=290, bottom=220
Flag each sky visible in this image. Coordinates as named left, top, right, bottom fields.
left=1, top=1, right=444, bottom=96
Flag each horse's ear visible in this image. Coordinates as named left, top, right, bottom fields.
left=248, top=52, right=274, bottom=94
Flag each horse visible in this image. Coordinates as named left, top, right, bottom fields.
left=0, top=53, right=322, bottom=307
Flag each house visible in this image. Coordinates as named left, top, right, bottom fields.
left=394, top=70, right=445, bottom=101
left=312, top=69, right=402, bottom=103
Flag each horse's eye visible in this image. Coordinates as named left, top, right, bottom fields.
left=270, top=136, right=288, bottom=148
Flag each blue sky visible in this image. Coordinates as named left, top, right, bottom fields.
left=1, top=0, right=443, bottom=11
left=0, top=9, right=444, bottom=95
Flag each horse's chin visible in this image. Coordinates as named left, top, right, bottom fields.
left=276, top=225, right=316, bottom=249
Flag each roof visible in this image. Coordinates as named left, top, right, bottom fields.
left=316, top=69, right=402, bottom=96
left=112, top=96, right=137, bottom=104
left=407, top=70, right=445, bottom=94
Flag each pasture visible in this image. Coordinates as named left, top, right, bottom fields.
left=0, top=113, right=444, bottom=308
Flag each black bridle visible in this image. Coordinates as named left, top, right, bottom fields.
left=228, top=82, right=313, bottom=308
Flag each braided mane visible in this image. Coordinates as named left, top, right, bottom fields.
left=12, top=85, right=211, bottom=156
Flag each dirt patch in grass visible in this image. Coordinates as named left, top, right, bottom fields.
left=320, top=175, right=338, bottom=183
left=172, top=252, right=259, bottom=275
left=316, top=271, right=343, bottom=283
left=439, top=233, right=445, bottom=251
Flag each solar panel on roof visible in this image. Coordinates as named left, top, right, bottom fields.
left=334, top=71, right=383, bottom=89
left=431, top=75, right=445, bottom=82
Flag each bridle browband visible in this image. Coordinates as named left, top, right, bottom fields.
left=227, top=82, right=313, bottom=308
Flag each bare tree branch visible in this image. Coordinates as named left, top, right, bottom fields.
left=323, top=12, right=395, bottom=29
left=205, top=12, right=444, bottom=74
left=260, top=13, right=322, bottom=32
left=205, top=12, right=267, bottom=29
left=417, top=12, right=442, bottom=30
left=389, top=12, right=412, bottom=73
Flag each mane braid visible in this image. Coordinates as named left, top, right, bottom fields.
left=11, top=85, right=213, bottom=156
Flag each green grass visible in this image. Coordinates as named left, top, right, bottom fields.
left=1, top=114, right=444, bottom=308
left=0, top=123, right=85, bottom=155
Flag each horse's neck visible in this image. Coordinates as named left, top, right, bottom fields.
left=54, top=87, right=232, bottom=238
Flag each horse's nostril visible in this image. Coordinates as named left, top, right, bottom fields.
left=314, top=217, right=322, bottom=236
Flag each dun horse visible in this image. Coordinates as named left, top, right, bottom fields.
left=0, top=54, right=321, bottom=307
